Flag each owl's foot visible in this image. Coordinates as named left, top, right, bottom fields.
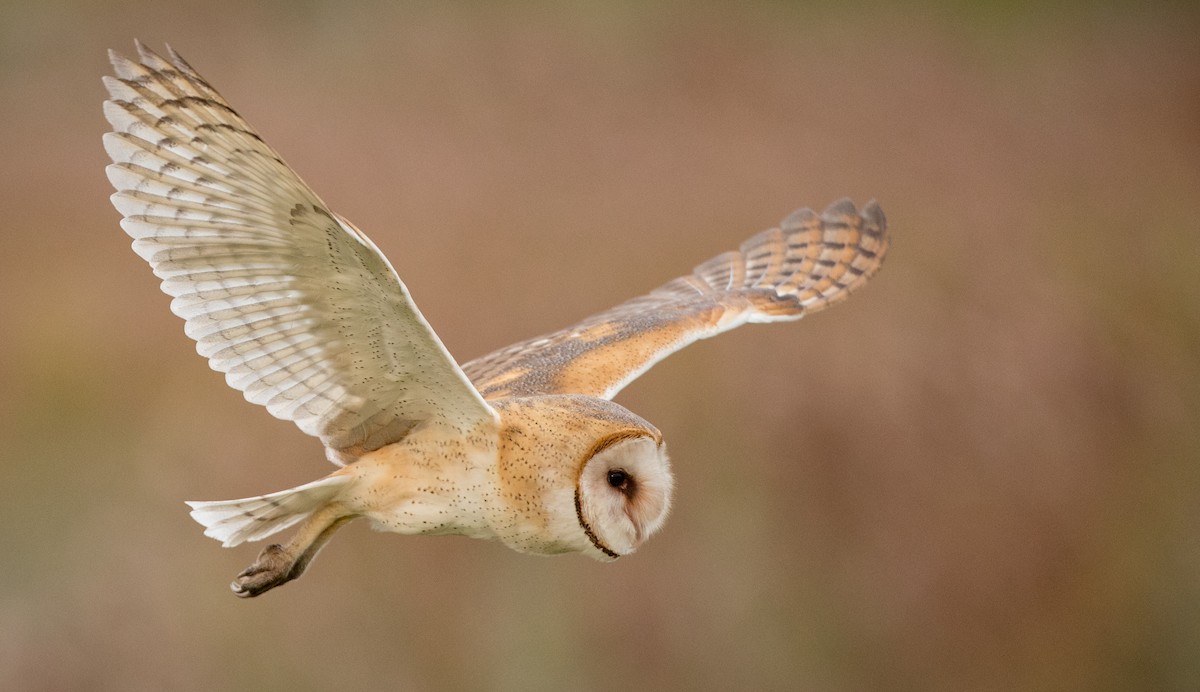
left=227, top=510, right=355, bottom=598
left=231, top=544, right=298, bottom=598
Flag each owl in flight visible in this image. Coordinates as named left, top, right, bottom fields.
left=102, top=42, right=889, bottom=597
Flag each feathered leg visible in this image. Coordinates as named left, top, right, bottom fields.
left=231, top=504, right=355, bottom=598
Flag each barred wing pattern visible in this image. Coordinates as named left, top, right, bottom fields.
left=103, top=43, right=497, bottom=465
left=464, top=199, right=888, bottom=400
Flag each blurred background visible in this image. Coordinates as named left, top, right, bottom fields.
left=1, top=1, right=1197, bottom=690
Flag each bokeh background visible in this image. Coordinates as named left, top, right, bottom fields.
left=1, top=1, right=1197, bottom=689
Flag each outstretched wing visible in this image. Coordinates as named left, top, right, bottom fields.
left=103, top=42, right=497, bottom=465
left=464, top=199, right=888, bottom=400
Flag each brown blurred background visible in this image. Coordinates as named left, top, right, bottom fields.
left=1, top=2, right=1198, bottom=690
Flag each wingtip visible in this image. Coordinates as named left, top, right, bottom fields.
left=107, top=46, right=139, bottom=78
left=822, top=197, right=858, bottom=220
left=860, top=199, right=887, bottom=236
left=808, top=197, right=888, bottom=238
left=780, top=206, right=818, bottom=230
left=137, top=40, right=175, bottom=70
left=164, top=42, right=188, bottom=69
left=108, top=40, right=170, bottom=70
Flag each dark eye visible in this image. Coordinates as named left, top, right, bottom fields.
left=607, top=469, right=629, bottom=490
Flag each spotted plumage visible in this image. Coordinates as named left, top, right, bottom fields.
left=103, top=42, right=889, bottom=597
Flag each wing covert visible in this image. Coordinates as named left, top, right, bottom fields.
left=464, top=199, right=888, bottom=400
left=103, top=43, right=497, bottom=465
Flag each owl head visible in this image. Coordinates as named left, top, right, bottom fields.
left=575, top=430, right=673, bottom=560
left=492, top=396, right=674, bottom=560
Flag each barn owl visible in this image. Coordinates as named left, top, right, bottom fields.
left=102, top=42, right=889, bottom=597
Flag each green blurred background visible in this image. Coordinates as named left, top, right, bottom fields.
left=1, top=1, right=1197, bottom=689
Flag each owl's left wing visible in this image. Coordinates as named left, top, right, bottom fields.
left=103, top=43, right=497, bottom=465
left=464, top=199, right=888, bottom=400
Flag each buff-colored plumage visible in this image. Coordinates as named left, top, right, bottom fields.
left=103, top=42, right=889, bottom=597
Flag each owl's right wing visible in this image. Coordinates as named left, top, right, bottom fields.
left=464, top=199, right=888, bottom=400
left=103, top=43, right=497, bottom=465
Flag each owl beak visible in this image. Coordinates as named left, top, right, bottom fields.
left=624, top=507, right=644, bottom=546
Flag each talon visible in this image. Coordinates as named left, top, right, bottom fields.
left=235, top=561, right=268, bottom=579
left=230, top=543, right=295, bottom=598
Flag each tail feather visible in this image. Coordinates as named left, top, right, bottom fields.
left=186, top=475, right=351, bottom=547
